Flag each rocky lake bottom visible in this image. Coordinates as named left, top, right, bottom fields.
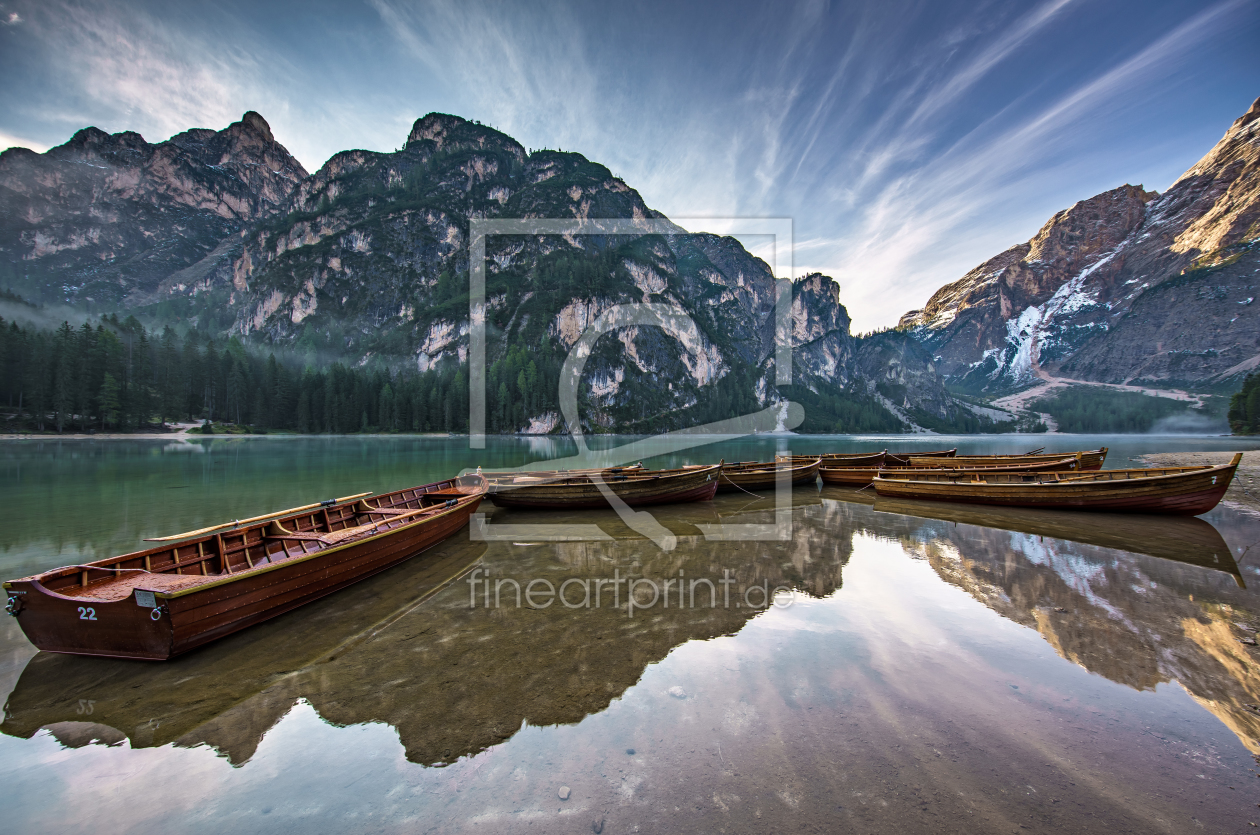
left=5, top=435, right=1260, bottom=833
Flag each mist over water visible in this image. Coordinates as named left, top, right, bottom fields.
left=1149, top=412, right=1229, bottom=434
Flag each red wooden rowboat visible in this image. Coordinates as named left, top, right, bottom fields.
left=716, top=458, right=821, bottom=492
left=818, top=455, right=1085, bottom=487
left=883, top=448, right=957, bottom=466
left=489, top=464, right=722, bottom=509
left=482, top=464, right=642, bottom=495
left=781, top=451, right=887, bottom=467
left=871, top=454, right=1240, bottom=515
left=3, top=475, right=487, bottom=660
left=911, top=448, right=1108, bottom=470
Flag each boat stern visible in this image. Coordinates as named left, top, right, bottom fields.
left=4, top=579, right=175, bottom=661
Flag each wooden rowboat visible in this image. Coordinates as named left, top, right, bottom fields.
left=911, top=448, right=1108, bottom=470
left=781, top=451, right=887, bottom=467
left=716, top=458, right=822, bottom=492
left=884, top=449, right=957, bottom=466
left=489, top=464, right=722, bottom=509
left=481, top=465, right=642, bottom=495
left=818, top=455, right=1085, bottom=487
left=871, top=454, right=1241, bottom=515
left=2, top=475, right=488, bottom=660
left=781, top=448, right=955, bottom=465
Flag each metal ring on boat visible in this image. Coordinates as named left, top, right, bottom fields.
left=150, top=606, right=165, bottom=621
left=5, top=595, right=23, bottom=617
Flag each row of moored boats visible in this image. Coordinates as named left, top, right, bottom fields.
left=4, top=445, right=1241, bottom=661
left=482, top=446, right=1238, bottom=516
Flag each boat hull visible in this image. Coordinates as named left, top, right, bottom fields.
left=883, top=449, right=956, bottom=466
left=872, top=462, right=1237, bottom=516
left=5, top=486, right=484, bottom=661
left=717, top=459, right=821, bottom=492
left=490, top=466, right=721, bottom=509
left=912, top=448, right=1107, bottom=471
left=819, top=457, right=1083, bottom=487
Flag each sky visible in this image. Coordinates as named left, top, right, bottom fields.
left=0, top=0, right=1257, bottom=332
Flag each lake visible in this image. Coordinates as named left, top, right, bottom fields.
left=4, top=434, right=1260, bottom=833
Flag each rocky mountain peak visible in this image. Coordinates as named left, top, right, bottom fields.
left=900, top=183, right=1154, bottom=355
left=64, top=126, right=110, bottom=148
left=0, top=112, right=307, bottom=307
left=1165, top=96, right=1260, bottom=258
left=902, top=96, right=1260, bottom=391
left=405, top=113, right=525, bottom=162
left=239, top=110, right=274, bottom=142
left=1025, top=184, right=1156, bottom=265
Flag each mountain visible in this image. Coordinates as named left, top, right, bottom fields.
left=900, top=96, right=1260, bottom=392
left=0, top=112, right=994, bottom=433
left=0, top=112, right=307, bottom=309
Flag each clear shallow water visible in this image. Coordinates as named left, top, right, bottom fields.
left=4, top=435, right=1260, bottom=833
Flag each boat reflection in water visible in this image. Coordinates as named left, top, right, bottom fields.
left=822, top=484, right=1260, bottom=752
left=1, top=490, right=846, bottom=767
left=871, top=495, right=1244, bottom=585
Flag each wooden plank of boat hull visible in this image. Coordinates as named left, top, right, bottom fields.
left=781, top=452, right=886, bottom=466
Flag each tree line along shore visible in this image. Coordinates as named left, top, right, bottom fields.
left=0, top=312, right=1244, bottom=437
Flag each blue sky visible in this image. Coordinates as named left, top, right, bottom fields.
left=1, top=0, right=1256, bottom=331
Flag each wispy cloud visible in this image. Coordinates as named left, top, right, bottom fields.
left=0, top=0, right=416, bottom=170
left=0, top=0, right=1253, bottom=334
left=368, top=0, right=600, bottom=153
left=811, top=0, right=1251, bottom=330
left=18, top=1, right=248, bottom=138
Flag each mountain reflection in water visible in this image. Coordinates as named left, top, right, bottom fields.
left=827, top=485, right=1260, bottom=753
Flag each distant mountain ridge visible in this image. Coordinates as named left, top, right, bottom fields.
left=0, top=112, right=991, bottom=433
left=900, top=96, right=1260, bottom=393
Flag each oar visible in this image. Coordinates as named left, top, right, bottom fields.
left=144, top=492, right=373, bottom=542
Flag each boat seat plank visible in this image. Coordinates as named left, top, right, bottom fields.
left=59, top=571, right=216, bottom=602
